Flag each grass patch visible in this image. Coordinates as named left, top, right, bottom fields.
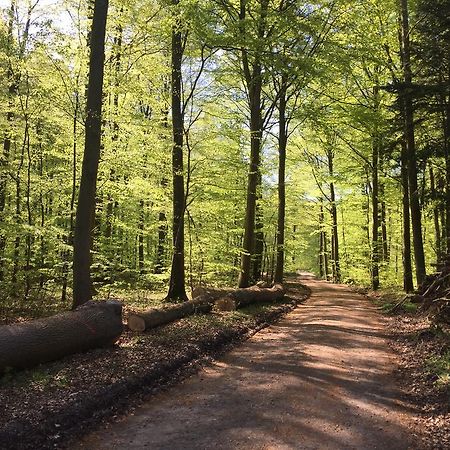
left=366, top=287, right=419, bottom=314
left=427, top=350, right=450, bottom=388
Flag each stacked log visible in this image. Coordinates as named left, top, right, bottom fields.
left=127, top=297, right=213, bottom=332
left=0, top=300, right=123, bottom=373
left=128, top=284, right=286, bottom=331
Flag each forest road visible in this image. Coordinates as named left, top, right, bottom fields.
left=73, top=274, right=420, bottom=450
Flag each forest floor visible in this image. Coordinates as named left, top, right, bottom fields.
left=1, top=274, right=448, bottom=449
left=0, top=277, right=309, bottom=450
left=70, top=274, right=441, bottom=450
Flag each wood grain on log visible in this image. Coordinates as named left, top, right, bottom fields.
left=0, top=300, right=123, bottom=373
left=127, top=297, right=212, bottom=332
left=128, top=284, right=286, bottom=332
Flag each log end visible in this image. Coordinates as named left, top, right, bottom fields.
left=127, top=314, right=146, bottom=332
left=214, top=297, right=237, bottom=312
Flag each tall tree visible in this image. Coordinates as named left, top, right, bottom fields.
left=166, top=0, right=188, bottom=301
left=274, top=75, right=287, bottom=284
left=398, top=0, right=426, bottom=285
left=237, top=0, right=268, bottom=288
left=72, top=0, right=109, bottom=308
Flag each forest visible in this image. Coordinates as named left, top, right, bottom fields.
left=0, top=0, right=448, bottom=310
left=0, top=0, right=449, bottom=448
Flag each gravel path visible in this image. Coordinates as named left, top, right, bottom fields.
left=74, top=275, right=421, bottom=450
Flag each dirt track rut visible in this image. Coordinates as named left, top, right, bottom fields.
left=74, top=275, right=420, bottom=450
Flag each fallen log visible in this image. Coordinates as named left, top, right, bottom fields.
left=194, top=284, right=285, bottom=305
left=193, top=284, right=286, bottom=311
left=222, top=284, right=286, bottom=308
left=128, top=284, right=286, bottom=332
left=0, top=300, right=123, bottom=373
left=127, top=297, right=212, bottom=332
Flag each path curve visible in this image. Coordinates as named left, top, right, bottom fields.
left=74, top=275, right=420, bottom=450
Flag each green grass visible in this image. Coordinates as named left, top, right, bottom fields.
left=0, top=365, right=69, bottom=388
left=426, top=350, right=450, bottom=388
left=365, top=286, right=419, bottom=314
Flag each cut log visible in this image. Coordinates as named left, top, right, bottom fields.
left=0, top=300, right=123, bottom=373
left=127, top=297, right=212, bottom=332
left=223, top=283, right=286, bottom=307
left=214, top=297, right=237, bottom=311
left=128, top=284, right=286, bottom=332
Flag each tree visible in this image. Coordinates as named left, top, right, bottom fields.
left=398, top=0, right=426, bottom=285
left=166, top=0, right=188, bottom=301
left=72, top=0, right=109, bottom=308
left=415, top=0, right=450, bottom=256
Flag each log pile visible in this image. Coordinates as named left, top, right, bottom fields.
left=128, top=284, right=286, bottom=332
left=0, top=300, right=123, bottom=373
left=127, top=297, right=213, bottom=332
left=415, top=254, right=450, bottom=323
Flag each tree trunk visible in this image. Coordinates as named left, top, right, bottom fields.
left=239, top=73, right=262, bottom=288
left=166, top=0, right=187, bottom=301
left=61, top=85, right=79, bottom=303
left=372, top=132, right=380, bottom=290
left=72, top=0, right=109, bottom=308
left=380, top=185, right=389, bottom=261
left=238, top=0, right=267, bottom=288
left=319, top=216, right=324, bottom=279
left=318, top=200, right=328, bottom=280
left=401, top=139, right=414, bottom=292
left=128, top=297, right=212, bottom=332
left=252, top=191, right=264, bottom=282
left=399, top=0, right=426, bottom=285
left=430, top=166, right=442, bottom=264
left=129, top=283, right=285, bottom=332
left=0, top=300, right=123, bottom=373
left=444, top=96, right=450, bottom=254
left=0, top=0, right=17, bottom=282
left=138, top=200, right=145, bottom=273
left=274, top=78, right=287, bottom=284
left=328, top=150, right=340, bottom=283
left=222, top=283, right=285, bottom=308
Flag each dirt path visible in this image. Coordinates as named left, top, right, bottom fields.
left=74, top=275, right=420, bottom=450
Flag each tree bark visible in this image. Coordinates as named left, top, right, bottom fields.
left=138, top=200, right=145, bottom=273
left=0, top=300, right=123, bottom=372
left=318, top=199, right=329, bottom=280
left=224, top=283, right=285, bottom=308
left=399, top=0, right=426, bottom=285
left=401, top=139, right=414, bottom=292
left=128, top=298, right=212, bottom=332
left=275, top=77, right=287, bottom=284
left=129, top=283, right=285, bottom=332
left=372, top=131, right=380, bottom=290
left=73, top=0, right=109, bottom=308
left=380, top=185, right=389, bottom=261
left=444, top=95, right=450, bottom=254
left=327, top=150, right=340, bottom=283
left=166, top=0, right=187, bottom=301
left=0, top=0, right=17, bottom=282
left=430, top=166, right=442, bottom=264
left=238, top=0, right=267, bottom=288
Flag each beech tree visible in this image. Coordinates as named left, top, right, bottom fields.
left=166, top=0, right=188, bottom=301
left=72, top=0, right=109, bottom=308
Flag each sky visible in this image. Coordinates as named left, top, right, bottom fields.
left=0, top=0, right=73, bottom=34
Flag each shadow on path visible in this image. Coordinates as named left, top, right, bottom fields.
left=73, top=274, right=420, bottom=450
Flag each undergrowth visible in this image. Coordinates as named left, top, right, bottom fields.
left=426, top=350, right=450, bottom=389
